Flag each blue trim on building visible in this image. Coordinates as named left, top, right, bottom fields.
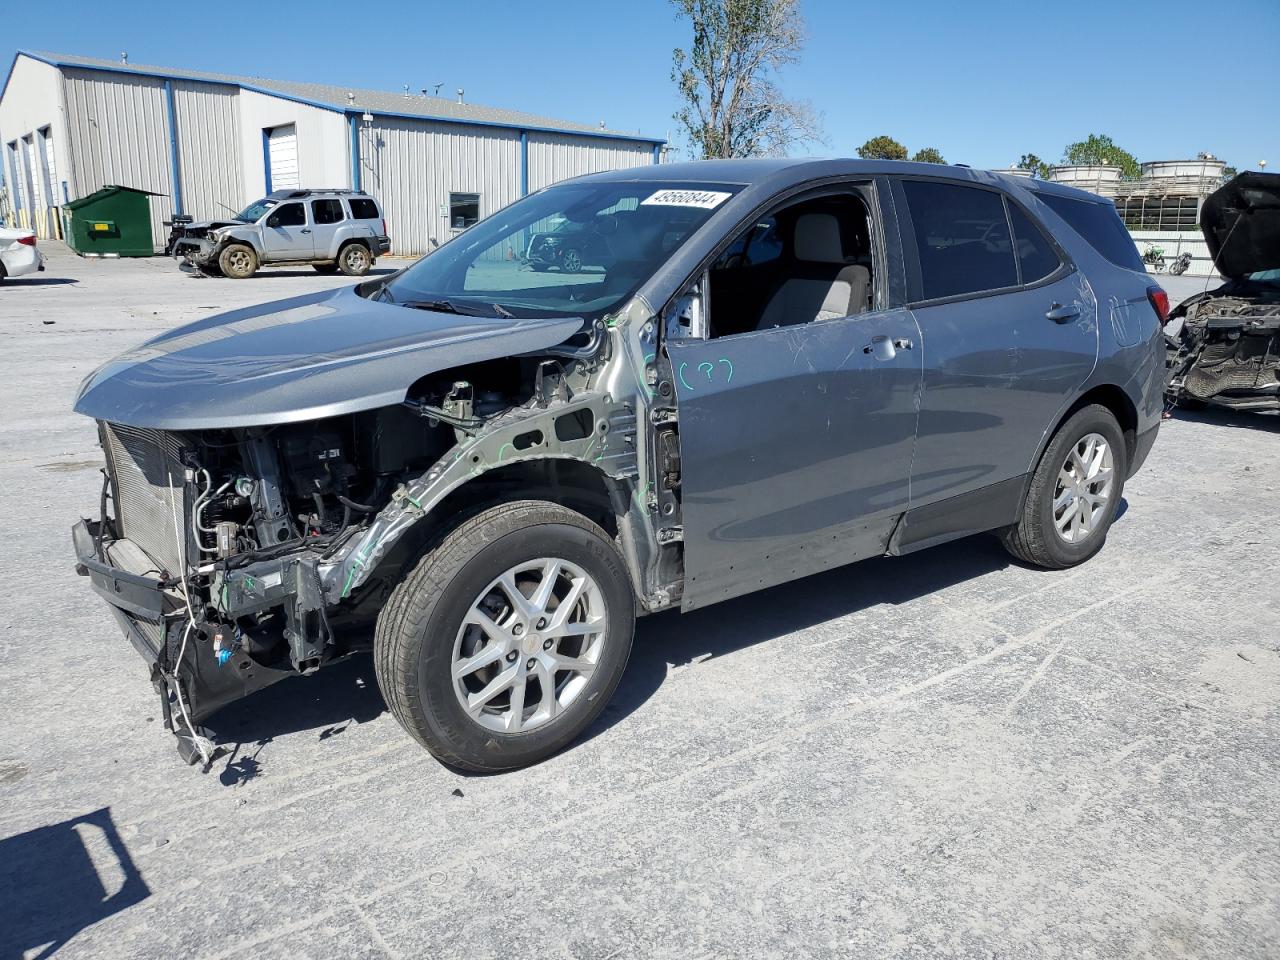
left=163, top=80, right=184, bottom=215
left=349, top=115, right=361, bottom=191
left=520, top=131, right=529, bottom=197
left=261, top=128, right=273, bottom=194
left=6, top=50, right=666, bottom=148
left=652, top=143, right=661, bottom=164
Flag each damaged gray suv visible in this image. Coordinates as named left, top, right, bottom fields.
left=72, top=159, right=1166, bottom=770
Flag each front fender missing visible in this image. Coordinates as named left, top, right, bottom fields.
left=319, top=394, right=639, bottom=601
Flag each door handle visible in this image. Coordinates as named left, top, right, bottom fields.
left=863, top=335, right=904, bottom=361
left=1046, top=302, right=1080, bottom=323
left=300, top=228, right=312, bottom=234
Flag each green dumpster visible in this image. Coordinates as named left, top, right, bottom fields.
left=63, top=185, right=163, bottom=257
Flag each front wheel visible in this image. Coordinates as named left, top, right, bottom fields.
left=338, top=243, right=372, bottom=276
left=374, top=501, right=635, bottom=772
left=560, top=248, right=583, bottom=273
left=1001, top=404, right=1127, bottom=569
left=217, top=243, right=258, bottom=279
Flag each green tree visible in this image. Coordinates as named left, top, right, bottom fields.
left=1017, top=153, right=1051, bottom=178
left=1222, top=165, right=1238, bottom=179
left=857, top=135, right=908, bottom=161
left=911, top=147, right=946, bottom=164
left=671, top=0, right=824, bottom=159
left=1061, top=134, right=1141, bottom=180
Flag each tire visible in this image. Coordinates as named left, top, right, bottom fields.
left=337, top=242, right=372, bottom=277
left=312, top=263, right=339, bottom=274
left=561, top=248, right=583, bottom=273
left=375, top=501, right=635, bottom=772
left=1000, top=404, right=1127, bottom=569
left=217, top=243, right=258, bottom=279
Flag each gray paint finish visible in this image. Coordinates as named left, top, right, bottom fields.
left=73, top=285, right=585, bottom=430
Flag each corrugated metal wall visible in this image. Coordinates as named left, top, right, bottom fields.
left=172, top=80, right=243, bottom=221
left=361, top=117, right=522, bottom=257
left=62, top=68, right=173, bottom=248
left=526, top=133, right=653, bottom=193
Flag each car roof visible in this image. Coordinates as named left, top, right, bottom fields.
left=578, top=157, right=1108, bottom=202
left=265, top=189, right=374, bottom=201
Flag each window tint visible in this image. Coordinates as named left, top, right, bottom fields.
left=901, top=180, right=1017, bottom=300
left=1007, top=204, right=1061, bottom=284
left=712, top=216, right=783, bottom=270
left=266, top=202, right=305, bottom=228
left=348, top=197, right=379, bottom=220
left=1039, top=193, right=1144, bottom=271
left=450, top=192, right=481, bottom=230
left=312, top=198, right=345, bottom=224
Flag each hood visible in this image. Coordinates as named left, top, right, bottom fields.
left=1201, top=171, right=1280, bottom=279
left=180, top=219, right=239, bottom=234
left=74, top=285, right=585, bottom=430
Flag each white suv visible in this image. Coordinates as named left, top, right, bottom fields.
left=172, top=189, right=391, bottom=279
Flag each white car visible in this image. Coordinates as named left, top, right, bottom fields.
left=0, top=228, right=45, bottom=282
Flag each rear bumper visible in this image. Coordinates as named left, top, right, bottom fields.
left=376, top=236, right=391, bottom=255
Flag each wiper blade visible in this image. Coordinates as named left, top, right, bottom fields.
left=403, top=298, right=515, bottom=319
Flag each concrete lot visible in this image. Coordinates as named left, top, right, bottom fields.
left=1, top=243, right=1277, bottom=959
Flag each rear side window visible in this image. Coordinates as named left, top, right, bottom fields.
left=266, top=202, right=305, bottom=228
left=1007, top=204, right=1061, bottom=284
left=1039, top=193, right=1144, bottom=271
left=348, top=198, right=379, bottom=220
left=312, top=199, right=345, bottom=224
left=901, top=180, right=1016, bottom=300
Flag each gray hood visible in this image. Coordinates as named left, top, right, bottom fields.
left=74, top=285, right=585, bottom=430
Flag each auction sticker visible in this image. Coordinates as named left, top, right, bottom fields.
left=641, top=189, right=733, bottom=209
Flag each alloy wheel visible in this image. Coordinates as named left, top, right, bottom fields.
left=1052, top=432, right=1115, bottom=543
left=451, top=558, right=607, bottom=734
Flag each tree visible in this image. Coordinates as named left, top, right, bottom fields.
left=1061, top=134, right=1141, bottom=180
left=857, top=135, right=907, bottom=161
left=1222, top=165, right=1238, bottom=179
left=1017, top=153, right=1051, bottom=178
left=911, top=147, right=946, bottom=164
left=671, top=0, right=824, bottom=159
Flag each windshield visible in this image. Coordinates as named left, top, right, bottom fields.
left=235, top=198, right=278, bottom=222
left=383, top=180, right=741, bottom=319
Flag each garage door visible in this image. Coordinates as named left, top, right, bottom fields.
left=267, top=124, right=299, bottom=191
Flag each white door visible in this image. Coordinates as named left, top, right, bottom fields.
left=267, top=125, right=299, bottom=191
left=41, top=128, right=59, bottom=206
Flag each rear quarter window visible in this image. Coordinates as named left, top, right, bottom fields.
left=1039, top=193, right=1144, bottom=271
left=348, top=198, right=379, bottom=220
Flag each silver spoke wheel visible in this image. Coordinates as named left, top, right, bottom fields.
left=451, top=557, right=607, bottom=734
left=1052, top=432, right=1115, bottom=543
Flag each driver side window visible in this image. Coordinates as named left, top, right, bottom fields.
left=703, top=191, right=876, bottom=339
left=266, top=203, right=305, bottom=228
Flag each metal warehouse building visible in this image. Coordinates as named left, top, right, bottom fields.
left=0, top=50, right=665, bottom=255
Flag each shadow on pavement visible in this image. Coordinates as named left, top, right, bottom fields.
left=1168, top=406, right=1280, bottom=433
left=0, top=276, right=79, bottom=287
left=0, top=807, right=149, bottom=959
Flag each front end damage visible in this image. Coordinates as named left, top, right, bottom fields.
left=1165, top=282, right=1280, bottom=412
left=72, top=297, right=680, bottom=763
left=1166, top=171, right=1280, bottom=413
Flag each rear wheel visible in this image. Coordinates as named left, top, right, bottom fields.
left=217, top=243, right=258, bottom=279
left=1001, top=404, right=1127, bottom=569
left=338, top=242, right=372, bottom=276
left=375, top=501, right=635, bottom=771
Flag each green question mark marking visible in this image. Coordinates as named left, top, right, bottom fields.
left=698, top=361, right=714, bottom=380
left=719, top=358, right=733, bottom=383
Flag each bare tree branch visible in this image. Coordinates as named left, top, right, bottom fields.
left=671, top=0, right=825, bottom=159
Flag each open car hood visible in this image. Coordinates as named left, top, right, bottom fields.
left=1201, top=172, right=1280, bottom=279
left=74, top=285, right=585, bottom=430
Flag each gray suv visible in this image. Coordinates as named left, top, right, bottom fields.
left=72, top=159, right=1165, bottom=771
left=172, top=188, right=391, bottom=278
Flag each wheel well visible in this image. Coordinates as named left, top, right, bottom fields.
left=1058, top=385, right=1138, bottom=462
left=367, top=458, right=618, bottom=594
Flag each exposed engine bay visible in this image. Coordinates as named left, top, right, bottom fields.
left=1166, top=280, right=1280, bottom=412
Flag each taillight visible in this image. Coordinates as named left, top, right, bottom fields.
left=17, top=234, right=36, bottom=247
left=1147, top=285, right=1169, bottom=323
left=381, top=218, right=387, bottom=237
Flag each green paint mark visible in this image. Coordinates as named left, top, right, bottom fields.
left=643, top=353, right=655, bottom=364
left=719, top=358, right=734, bottom=383
left=497, top=443, right=513, bottom=462
left=698, top=361, right=714, bottom=380
left=677, top=362, right=692, bottom=392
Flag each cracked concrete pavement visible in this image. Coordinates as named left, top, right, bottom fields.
left=1, top=245, right=1277, bottom=959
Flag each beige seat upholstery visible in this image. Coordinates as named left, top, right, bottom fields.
left=757, top=213, right=870, bottom=329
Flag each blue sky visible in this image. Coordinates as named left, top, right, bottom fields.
left=4, top=0, right=1277, bottom=171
